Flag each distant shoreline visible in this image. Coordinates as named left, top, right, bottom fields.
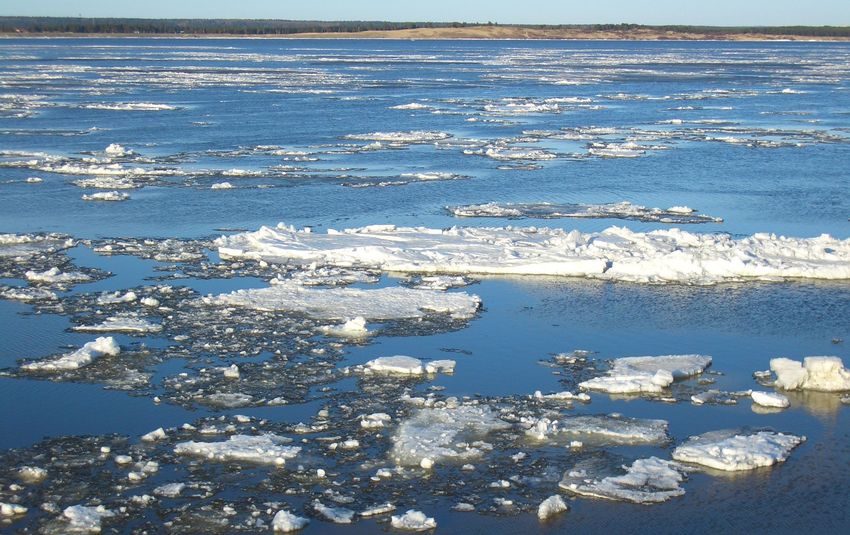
left=2, top=25, right=850, bottom=41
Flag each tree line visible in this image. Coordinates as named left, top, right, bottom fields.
left=1, top=17, right=848, bottom=37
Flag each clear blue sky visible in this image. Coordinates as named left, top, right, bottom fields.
left=3, top=0, right=849, bottom=26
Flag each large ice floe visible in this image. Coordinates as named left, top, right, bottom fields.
left=524, top=415, right=669, bottom=445
left=390, top=404, right=510, bottom=467
left=0, top=233, right=75, bottom=258
left=73, top=313, right=162, bottom=334
left=21, top=337, right=120, bottom=372
left=559, top=456, right=687, bottom=504
left=173, top=434, right=300, bottom=465
left=448, top=201, right=722, bottom=224
left=672, top=430, right=805, bottom=471
left=579, top=354, right=712, bottom=394
left=215, top=224, right=850, bottom=285
left=202, top=279, right=480, bottom=320
left=769, top=356, right=850, bottom=392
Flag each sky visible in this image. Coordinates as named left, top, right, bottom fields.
left=2, top=0, right=850, bottom=26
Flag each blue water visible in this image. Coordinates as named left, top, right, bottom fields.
left=1, top=38, right=849, bottom=533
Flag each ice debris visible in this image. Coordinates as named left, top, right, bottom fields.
left=358, top=356, right=455, bottom=376
left=81, top=191, right=130, bottom=201
left=770, top=356, right=850, bottom=391
left=272, top=510, right=309, bottom=532
left=73, top=314, right=162, bottom=334
left=751, top=391, right=790, bottom=408
left=525, top=415, right=669, bottom=445
left=537, top=495, right=568, bottom=520
left=311, top=500, right=354, bottom=523
left=216, top=224, right=850, bottom=284
left=25, top=267, right=92, bottom=284
left=448, top=201, right=722, bottom=224
left=62, top=504, right=115, bottom=532
left=672, top=430, right=805, bottom=471
left=1, top=502, right=27, bottom=516
left=22, top=337, right=120, bottom=372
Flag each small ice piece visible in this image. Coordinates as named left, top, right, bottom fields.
left=312, top=500, right=354, bottom=523
left=141, top=427, right=167, bottom=442
left=211, top=181, right=234, bottom=189
left=580, top=355, right=711, bottom=395
left=174, top=434, right=300, bottom=465
left=153, top=482, right=185, bottom=498
left=360, top=503, right=396, bottom=517
left=751, top=391, right=790, bottom=408
left=390, top=509, right=437, bottom=531
left=425, top=359, right=456, bottom=374
left=25, top=267, right=92, bottom=284
left=391, top=405, right=509, bottom=466
left=344, top=131, right=451, bottom=143
left=81, top=191, right=130, bottom=202
left=1, top=502, right=27, bottom=516
left=26, top=177, right=43, bottom=183
left=672, top=430, right=805, bottom=471
left=419, top=457, right=434, bottom=469
left=22, top=336, right=120, bottom=372
left=454, top=503, right=475, bottom=512
left=104, top=143, right=132, bottom=156
left=114, top=455, right=132, bottom=465
left=272, top=510, right=309, bottom=532
left=533, top=390, right=591, bottom=403
left=18, top=466, right=47, bottom=483
left=223, top=364, right=240, bottom=379
left=96, top=291, right=137, bottom=305
left=62, top=505, right=115, bottom=532
left=526, top=415, right=668, bottom=445
left=140, top=297, right=160, bottom=307
left=537, top=495, right=568, bottom=520
left=320, top=316, right=369, bottom=337
left=560, top=457, right=686, bottom=504
left=770, top=356, right=850, bottom=391
left=361, top=413, right=392, bottom=429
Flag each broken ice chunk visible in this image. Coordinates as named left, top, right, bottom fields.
left=272, top=510, right=309, bottom=532
left=580, top=355, right=711, bottom=395
left=22, top=337, right=120, bottom=372
left=62, top=505, right=115, bottom=532
left=770, top=356, right=850, bottom=391
left=537, top=495, right=568, bottom=520
left=311, top=500, right=354, bottom=523
left=390, top=509, right=437, bottom=531
left=560, top=457, right=686, bottom=504
left=750, top=391, right=790, bottom=408
left=672, top=430, right=805, bottom=471
left=525, top=415, right=669, bottom=445
left=174, top=434, right=300, bottom=465
left=320, top=316, right=369, bottom=337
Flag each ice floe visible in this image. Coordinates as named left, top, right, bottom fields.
left=1, top=502, right=27, bottom=516
left=525, top=415, right=669, bottom=445
left=216, top=224, right=850, bottom=284
left=319, top=316, right=369, bottom=337
left=25, top=267, right=92, bottom=284
left=448, top=201, right=722, bottom=224
left=311, top=500, right=354, bottom=523
left=272, top=510, right=309, bottom=532
left=344, top=131, right=451, bottom=143
left=81, top=191, right=130, bottom=202
left=202, top=280, right=480, bottom=320
left=355, top=356, right=455, bottom=376
left=0, top=233, right=74, bottom=258
left=61, top=504, right=115, bottom=532
left=174, top=434, right=300, bottom=465
left=672, top=430, right=805, bottom=471
left=390, top=509, right=437, bottom=531
left=81, top=102, right=177, bottom=111
left=390, top=404, right=509, bottom=467
left=21, top=337, right=120, bottom=372
left=560, top=457, right=686, bottom=504
left=73, top=314, right=162, bottom=334
left=770, top=356, right=850, bottom=392
left=751, top=391, right=790, bottom=408
left=580, top=355, right=712, bottom=395
left=537, top=495, right=568, bottom=520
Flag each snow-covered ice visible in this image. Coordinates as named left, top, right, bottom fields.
left=62, top=504, right=115, bottom=532
left=272, top=510, right=309, bottom=532
left=525, top=415, right=669, bottom=445
left=22, top=337, right=120, bottom=372
left=672, top=430, right=805, bottom=471
left=344, top=131, right=450, bottom=143
left=357, top=356, right=455, bottom=376
left=770, top=356, right=850, bottom=392
left=319, top=316, right=369, bottom=337
left=448, top=201, right=721, bottom=224
left=537, top=495, right=568, bottom=520
left=202, top=280, right=480, bottom=320
left=25, top=267, right=91, bottom=284
left=560, top=457, right=686, bottom=504
left=74, top=314, right=162, bottom=334
left=311, top=501, right=354, bottom=523
left=81, top=191, right=130, bottom=202
left=1, top=503, right=27, bottom=516
left=174, top=434, right=300, bottom=465
left=215, top=224, right=850, bottom=284
left=390, top=509, right=437, bottom=531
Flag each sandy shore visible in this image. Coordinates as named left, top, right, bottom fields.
left=2, top=25, right=849, bottom=41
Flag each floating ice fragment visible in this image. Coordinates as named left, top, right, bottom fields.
left=203, top=280, right=480, bottom=320
left=1, top=502, right=27, bottom=516
left=96, top=291, right=137, bottom=305
left=360, top=413, right=392, bottom=429
left=311, top=500, right=355, bottom=523
left=272, top=510, right=309, bottom=532
left=533, top=390, right=591, bottom=403
left=223, top=364, right=240, bottom=379
left=81, top=191, right=130, bottom=202
left=25, top=267, right=92, bottom=284
left=390, top=509, right=437, bottom=531
left=74, top=314, right=161, bottom=334
left=391, top=405, right=509, bottom=467
left=770, top=356, right=850, bottom=391
left=141, top=427, right=167, bottom=442
left=211, top=181, right=234, bottom=189
left=153, top=482, right=185, bottom=498
left=358, top=356, right=455, bottom=376
left=174, top=434, right=300, bottom=465
left=580, top=355, right=711, bottom=394
left=320, top=316, right=369, bottom=337
left=62, top=504, right=115, bottom=532
left=537, top=495, right=568, bottom=520
left=344, top=131, right=450, bottom=143
left=22, top=336, right=120, bottom=372
left=751, top=391, right=790, bottom=408
left=560, top=457, right=686, bottom=504
left=672, top=430, right=805, bottom=471
left=104, top=143, right=132, bottom=157
left=17, top=466, right=47, bottom=483
left=360, top=503, right=396, bottom=517
left=525, top=415, right=668, bottom=445
left=216, top=224, right=850, bottom=284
